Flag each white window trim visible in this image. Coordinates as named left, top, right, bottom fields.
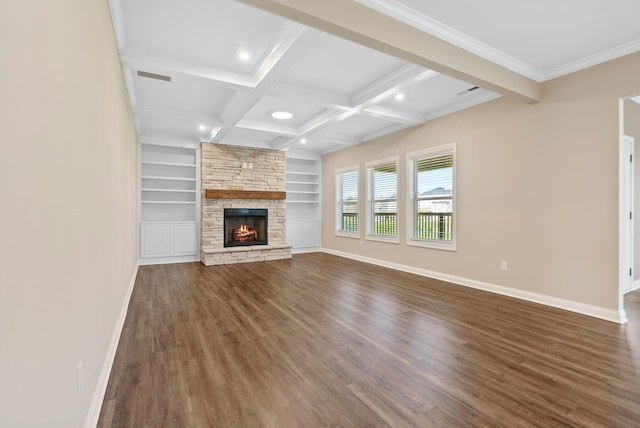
left=335, top=164, right=360, bottom=239
left=365, top=156, right=400, bottom=244
left=406, top=143, right=456, bottom=251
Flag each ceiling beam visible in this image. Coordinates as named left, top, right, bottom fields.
left=237, top=0, right=541, bottom=102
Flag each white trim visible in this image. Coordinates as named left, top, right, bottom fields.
left=322, top=248, right=626, bottom=324
left=335, top=231, right=360, bottom=239
left=355, top=0, right=544, bottom=81
left=355, top=0, right=640, bottom=83
left=541, top=38, right=640, bottom=81
left=365, top=235, right=400, bottom=244
left=633, top=279, right=640, bottom=292
left=139, top=255, right=200, bottom=265
left=406, top=143, right=456, bottom=251
left=365, top=156, right=400, bottom=240
left=84, top=263, right=139, bottom=428
left=335, top=165, right=361, bottom=236
left=291, top=246, right=322, bottom=254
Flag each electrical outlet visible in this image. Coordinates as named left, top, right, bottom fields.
left=77, top=360, right=83, bottom=394
left=500, top=261, right=508, bottom=271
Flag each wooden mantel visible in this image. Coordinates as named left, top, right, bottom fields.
left=205, top=189, right=286, bottom=200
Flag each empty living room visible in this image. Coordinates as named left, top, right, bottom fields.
left=3, top=0, right=640, bottom=427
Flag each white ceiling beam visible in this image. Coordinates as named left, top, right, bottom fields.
left=134, top=104, right=222, bottom=127
left=235, top=119, right=298, bottom=136
left=351, top=65, right=437, bottom=107
left=361, top=105, right=426, bottom=125
left=215, top=27, right=322, bottom=143
left=236, top=0, right=541, bottom=102
left=269, top=83, right=352, bottom=111
left=121, top=46, right=255, bottom=90
left=311, top=131, right=361, bottom=146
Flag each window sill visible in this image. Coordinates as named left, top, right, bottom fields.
left=335, top=231, right=360, bottom=239
left=366, top=235, right=400, bottom=244
left=407, top=239, right=456, bottom=252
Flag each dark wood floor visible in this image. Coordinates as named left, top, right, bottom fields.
left=98, top=253, right=640, bottom=427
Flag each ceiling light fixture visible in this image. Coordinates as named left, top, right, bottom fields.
left=271, top=111, right=293, bottom=120
left=300, top=138, right=307, bottom=144
left=238, top=51, right=251, bottom=61
left=198, top=125, right=207, bottom=131
left=395, top=93, right=405, bottom=101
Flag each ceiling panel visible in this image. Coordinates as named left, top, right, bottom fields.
left=371, top=0, right=640, bottom=72
left=322, top=114, right=399, bottom=137
left=133, top=73, right=235, bottom=115
left=221, top=127, right=279, bottom=146
left=122, top=0, right=287, bottom=74
left=242, top=95, right=328, bottom=128
left=279, top=33, right=407, bottom=95
left=378, top=74, right=479, bottom=114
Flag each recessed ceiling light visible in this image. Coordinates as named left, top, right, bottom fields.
left=300, top=138, right=307, bottom=144
left=198, top=125, right=207, bottom=131
left=395, top=93, right=405, bottom=101
left=238, top=51, right=251, bottom=61
left=271, top=111, right=293, bottom=120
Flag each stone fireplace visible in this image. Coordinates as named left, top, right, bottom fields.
left=200, top=143, right=292, bottom=265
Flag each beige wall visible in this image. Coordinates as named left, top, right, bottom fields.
left=624, top=99, right=640, bottom=281
left=0, top=0, right=138, bottom=426
left=322, top=53, right=640, bottom=312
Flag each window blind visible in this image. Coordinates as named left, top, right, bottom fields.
left=367, top=161, right=398, bottom=237
left=411, top=152, right=454, bottom=242
left=336, top=169, right=358, bottom=233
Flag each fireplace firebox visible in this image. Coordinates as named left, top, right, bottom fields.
left=224, top=208, right=268, bottom=247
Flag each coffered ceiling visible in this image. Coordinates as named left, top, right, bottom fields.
left=109, top=0, right=640, bottom=156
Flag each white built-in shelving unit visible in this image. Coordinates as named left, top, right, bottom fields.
left=139, top=138, right=200, bottom=264
left=286, top=153, right=321, bottom=251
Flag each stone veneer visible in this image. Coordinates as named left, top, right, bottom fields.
left=200, top=143, right=292, bottom=265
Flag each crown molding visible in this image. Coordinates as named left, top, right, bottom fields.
left=540, top=37, right=640, bottom=81
left=424, top=91, right=502, bottom=122
left=357, top=0, right=640, bottom=83
left=108, top=0, right=126, bottom=51
left=355, top=0, right=544, bottom=81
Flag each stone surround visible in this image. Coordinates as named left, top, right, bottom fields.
left=200, top=143, right=292, bottom=265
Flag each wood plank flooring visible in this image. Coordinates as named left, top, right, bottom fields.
left=98, top=253, right=640, bottom=427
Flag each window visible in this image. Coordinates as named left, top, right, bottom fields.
left=408, top=143, right=456, bottom=250
left=336, top=166, right=359, bottom=236
left=366, top=157, right=399, bottom=242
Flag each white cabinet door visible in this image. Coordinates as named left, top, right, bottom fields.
left=287, top=220, right=320, bottom=248
left=141, top=224, right=170, bottom=258
left=171, top=223, right=197, bottom=256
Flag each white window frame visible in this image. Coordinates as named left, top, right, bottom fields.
left=335, top=165, right=360, bottom=238
left=365, top=156, right=400, bottom=244
left=407, top=143, right=456, bottom=251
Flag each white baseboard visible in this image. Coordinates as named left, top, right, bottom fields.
left=321, top=248, right=625, bottom=324
left=633, top=279, right=640, bottom=291
left=84, top=263, right=139, bottom=428
left=292, top=246, right=322, bottom=254
left=139, top=255, right=199, bottom=265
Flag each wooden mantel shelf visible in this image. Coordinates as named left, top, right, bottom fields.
left=205, top=189, right=286, bottom=200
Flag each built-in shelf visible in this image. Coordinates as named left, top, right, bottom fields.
left=287, top=181, right=320, bottom=185
left=286, top=155, right=321, bottom=250
left=141, top=188, right=197, bottom=193
left=141, top=161, right=196, bottom=168
left=139, top=141, right=200, bottom=262
left=141, top=201, right=197, bottom=204
left=140, top=176, right=197, bottom=181
left=287, top=171, right=319, bottom=176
